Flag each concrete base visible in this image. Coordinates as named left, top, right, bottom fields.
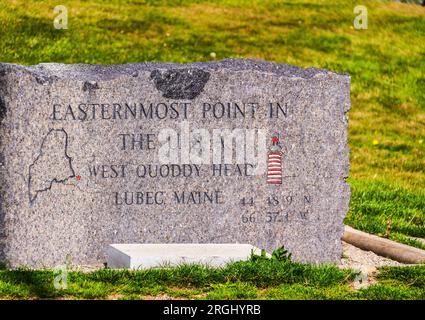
left=106, top=244, right=265, bottom=269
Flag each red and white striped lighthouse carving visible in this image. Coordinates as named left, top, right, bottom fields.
left=267, top=135, right=282, bottom=185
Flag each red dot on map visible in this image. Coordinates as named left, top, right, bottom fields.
left=76, top=175, right=81, bottom=181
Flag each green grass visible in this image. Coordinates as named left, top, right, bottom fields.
left=0, top=0, right=423, bottom=246
left=0, top=261, right=424, bottom=300
left=357, top=265, right=425, bottom=300
left=346, top=179, right=425, bottom=249
left=0, top=0, right=423, bottom=301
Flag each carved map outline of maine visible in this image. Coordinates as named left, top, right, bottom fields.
left=28, top=128, right=75, bottom=204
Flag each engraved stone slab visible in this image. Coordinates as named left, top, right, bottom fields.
left=106, top=243, right=264, bottom=269
left=0, top=59, right=350, bottom=267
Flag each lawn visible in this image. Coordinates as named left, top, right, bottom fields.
left=0, top=0, right=423, bottom=247
left=0, top=260, right=424, bottom=300
left=0, top=0, right=424, bottom=300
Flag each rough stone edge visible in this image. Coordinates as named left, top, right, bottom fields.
left=0, top=67, right=8, bottom=265
left=0, top=59, right=349, bottom=82
left=337, top=71, right=351, bottom=265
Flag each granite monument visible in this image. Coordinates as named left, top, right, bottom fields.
left=0, top=59, right=350, bottom=267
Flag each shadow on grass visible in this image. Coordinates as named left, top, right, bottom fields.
left=0, top=269, right=58, bottom=298
left=0, top=260, right=354, bottom=299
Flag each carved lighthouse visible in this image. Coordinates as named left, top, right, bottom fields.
left=267, top=135, right=283, bottom=185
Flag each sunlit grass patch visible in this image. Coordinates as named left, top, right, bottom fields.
left=1, top=263, right=424, bottom=299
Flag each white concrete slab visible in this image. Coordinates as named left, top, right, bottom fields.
left=106, top=244, right=266, bottom=269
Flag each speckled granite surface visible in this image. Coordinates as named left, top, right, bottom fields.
left=0, top=59, right=350, bottom=267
